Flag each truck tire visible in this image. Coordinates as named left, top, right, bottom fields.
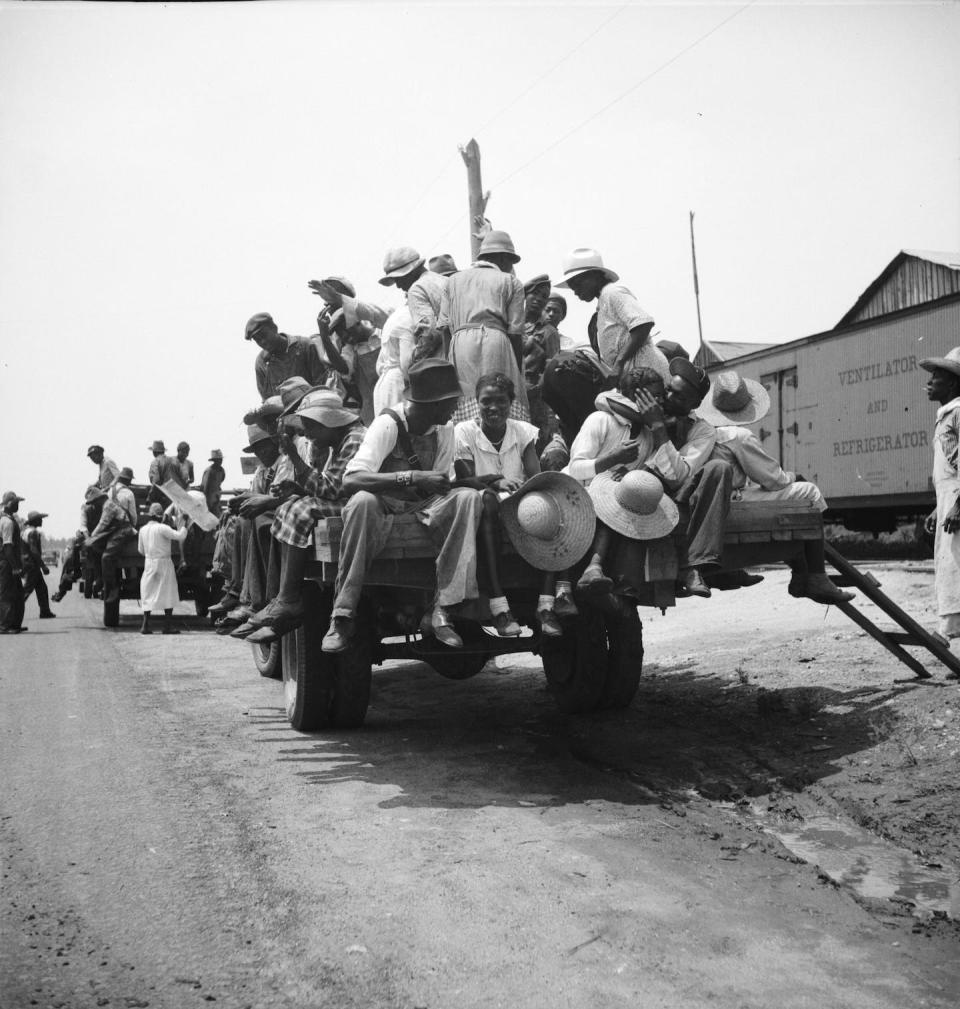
left=103, top=596, right=120, bottom=628
left=251, top=640, right=282, bottom=680
left=598, top=606, right=643, bottom=710
left=540, top=609, right=611, bottom=714
left=280, top=584, right=373, bottom=731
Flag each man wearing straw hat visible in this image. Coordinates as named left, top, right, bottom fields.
left=700, top=370, right=853, bottom=605
left=437, top=229, right=529, bottom=424
left=378, top=246, right=448, bottom=363
left=920, top=347, right=960, bottom=645
left=321, top=359, right=482, bottom=653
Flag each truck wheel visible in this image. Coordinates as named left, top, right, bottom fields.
left=251, top=640, right=282, bottom=680
left=598, top=606, right=643, bottom=710
left=540, top=609, right=610, bottom=714
left=103, top=596, right=120, bottom=628
left=281, top=584, right=374, bottom=731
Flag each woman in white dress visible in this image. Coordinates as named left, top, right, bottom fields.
left=373, top=304, right=415, bottom=414
left=138, top=503, right=188, bottom=635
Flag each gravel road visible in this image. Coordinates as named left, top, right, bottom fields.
left=2, top=569, right=958, bottom=1008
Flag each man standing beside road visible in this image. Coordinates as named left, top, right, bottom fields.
left=0, top=492, right=27, bottom=634
left=22, top=511, right=56, bottom=619
left=87, top=445, right=119, bottom=489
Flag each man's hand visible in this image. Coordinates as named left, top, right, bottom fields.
left=271, top=479, right=306, bottom=499
left=412, top=471, right=451, bottom=496
left=925, top=509, right=938, bottom=536
left=943, top=505, right=960, bottom=535
left=493, top=476, right=522, bottom=494
left=597, top=439, right=642, bottom=473
left=308, top=280, right=343, bottom=308
left=238, top=494, right=274, bottom=518
left=633, top=388, right=666, bottom=428
left=278, top=429, right=298, bottom=457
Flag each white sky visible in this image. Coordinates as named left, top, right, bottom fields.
left=1, top=0, right=958, bottom=535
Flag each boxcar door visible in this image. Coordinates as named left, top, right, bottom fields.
left=759, top=371, right=782, bottom=464
left=780, top=367, right=800, bottom=473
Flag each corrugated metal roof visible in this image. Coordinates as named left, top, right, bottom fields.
left=836, top=250, right=960, bottom=327
left=693, top=340, right=778, bottom=368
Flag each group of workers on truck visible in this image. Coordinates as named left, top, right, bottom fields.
left=200, top=233, right=851, bottom=658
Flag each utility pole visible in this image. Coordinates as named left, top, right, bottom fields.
left=460, top=139, right=488, bottom=262
left=689, top=211, right=705, bottom=361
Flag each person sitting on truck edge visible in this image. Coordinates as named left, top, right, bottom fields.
left=454, top=371, right=561, bottom=637
left=565, top=367, right=668, bottom=601
left=581, top=358, right=731, bottom=600
left=0, top=491, right=27, bottom=634
left=174, top=441, right=194, bottom=488
left=208, top=420, right=281, bottom=619
left=138, top=502, right=189, bottom=635
left=215, top=382, right=316, bottom=633
left=87, top=444, right=119, bottom=490
left=239, top=390, right=367, bottom=643
left=920, top=347, right=960, bottom=646
left=699, top=370, right=854, bottom=606
left=246, top=312, right=328, bottom=402
left=321, top=358, right=483, bottom=654
left=85, top=467, right=139, bottom=605
left=22, top=510, right=55, bottom=619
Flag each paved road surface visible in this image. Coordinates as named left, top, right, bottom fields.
left=2, top=582, right=958, bottom=1008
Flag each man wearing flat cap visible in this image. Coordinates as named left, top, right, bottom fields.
left=379, top=246, right=448, bottom=364
left=87, top=445, right=119, bottom=490
left=22, top=511, right=55, bottom=619
left=322, top=359, right=483, bottom=653
left=0, top=491, right=27, bottom=633
left=245, top=312, right=327, bottom=402
left=437, top=229, right=529, bottom=425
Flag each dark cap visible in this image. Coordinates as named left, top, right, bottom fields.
left=428, top=254, right=458, bottom=276
left=2, top=491, right=25, bottom=508
left=86, top=444, right=104, bottom=456
left=657, top=340, right=690, bottom=362
left=406, top=359, right=462, bottom=404
left=670, top=358, right=711, bottom=400
left=244, top=312, right=276, bottom=341
left=522, top=273, right=551, bottom=294
left=26, top=511, right=48, bottom=524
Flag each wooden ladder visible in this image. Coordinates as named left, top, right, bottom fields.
left=825, top=544, right=960, bottom=682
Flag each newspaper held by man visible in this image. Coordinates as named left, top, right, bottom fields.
left=159, top=480, right=219, bottom=532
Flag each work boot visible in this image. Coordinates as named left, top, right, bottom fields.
left=322, top=616, right=354, bottom=653
left=677, top=567, right=711, bottom=599
left=553, top=591, right=578, bottom=619
left=51, top=591, right=65, bottom=603
left=208, top=592, right=240, bottom=617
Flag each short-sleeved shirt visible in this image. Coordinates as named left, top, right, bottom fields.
left=407, top=271, right=446, bottom=334
left=596, top=283, right=670, bottom=381
left=255, top=334, right=326, bottom=400
left=455, top=419, right=539, bottom=485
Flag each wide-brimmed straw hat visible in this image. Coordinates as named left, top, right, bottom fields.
left=588, top=469, right=679, bottom=541
left=500, top=472, right=596, bottom=572
left=379, top=246, right=424, bottom=286
left=477, top=230, right=521, bottom=264
left=406, top=359, right=461, bottom=404
left=556, top=248, right=619, bottom=288
left=209, top=449, right=224, bottom=462
left=278, top=377, right=315, bottom=416
left=242, top=423, right=276, bottom=453
left=920, top=347, right=960, bottom=379
left=696, top=370, right=770, bottom=427
left=296, top=389, right=360, bottom=428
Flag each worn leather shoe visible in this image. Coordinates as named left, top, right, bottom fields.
left=679, top=568, right=711, bottom=598
left=799, top=573, right=854, bottom=605
left=208, top=593, right=240, bottom=617
left=576, top=565, right=614, bottom=596
left=492, top=610, right=522, bottom=637
left=322, top=616, right=353, bottom=653
left=538, top=609, right=563, bottom=637
left=432, top=608, right=463, bottom=649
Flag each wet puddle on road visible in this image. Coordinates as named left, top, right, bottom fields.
left=755, top=810, right=959, bottom=918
